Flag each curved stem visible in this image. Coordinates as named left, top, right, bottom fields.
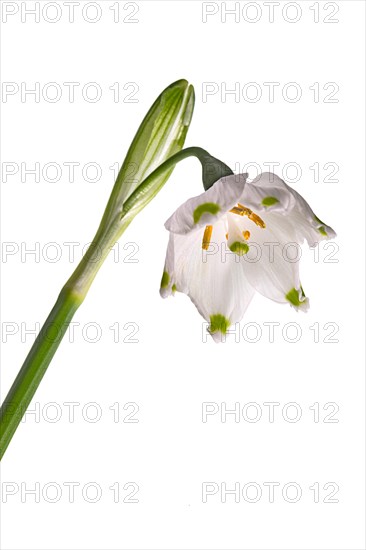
left=121, top=147, right=210, bottom=218
left=121, top=146, right=233, bottom=222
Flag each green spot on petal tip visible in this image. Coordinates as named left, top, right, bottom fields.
left=262, top=196, right=279, bottom=207
left=160, top=271, right=170, bottom=289
left=209, top=314, right=230, bottom=335
left=193, top=202, right=220, bottom=224
left=286, top=287, right=305, bottom=308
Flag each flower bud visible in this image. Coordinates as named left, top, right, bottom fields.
left=101, top=79, right=195, bottom=228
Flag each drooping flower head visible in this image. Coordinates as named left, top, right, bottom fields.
left=160, top=172, right=336, bottom=342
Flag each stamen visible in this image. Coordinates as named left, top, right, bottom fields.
left=230, top=206, right=246, bottom=216
left=225, top=233, right=228, bottom=240
left=230, top=203, right=266, bottom=228
left=249, top=212, right=266, bottom=228
left=202, top=225, right=213, bottom=250
left=243, top=230, right=250, bottom=240
left=238, top=203, right=253, bottom=216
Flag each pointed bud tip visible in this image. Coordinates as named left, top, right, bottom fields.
left=167, top=78, right=188, bottom=89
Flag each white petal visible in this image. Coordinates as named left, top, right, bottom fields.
left=242, top=172, right=297, bottom=213
left=237, top=210, right=309, bottom=310
left=168, top=218, right=255, bottom=340
left=165, top=173, right=247, bottom=235
left=244, top=173, right=336, bottom=247
left=285, top=187, right=337, bottom=246
left=159, top=233, right=175, bottom=298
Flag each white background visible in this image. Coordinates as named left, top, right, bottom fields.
left=0, top=1, right=365, bottom=549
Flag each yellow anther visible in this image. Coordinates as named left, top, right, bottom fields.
left=249, top=212, right=266, bottom=228
left=225, top=233, right=228, bottom=240
left=230, top=203, right=266, bottom=229
left=202, top=225, right=213, bottom=250
left=243, top=230, right=250, bottom=240
left=238, top=203, right=253, bottom=216
left=230, top=206, right=245, bottom=216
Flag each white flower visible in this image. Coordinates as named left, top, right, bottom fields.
left=160, top=172, right=336, bottom=342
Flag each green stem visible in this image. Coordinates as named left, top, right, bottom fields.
left=0, top=287, right=80, bottom=460
left=121, top=147, right=209, bottom=219
left=0, top=147, right=217, bottom=460
left=121, top=146, right=233, bottom=223
left=0, top=216, right=126, bottom=460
